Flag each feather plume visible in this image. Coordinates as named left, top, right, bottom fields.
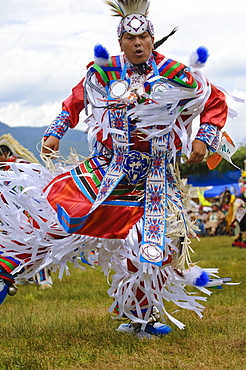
left=104, top=1, right=125, bottom=17
left=189, top=46, right=209, bottom=69
left=94, top=44, right=110, bottom=66
left=105, top=0, right=150, bottom=17
left=184, top=266, right=209, bottom=287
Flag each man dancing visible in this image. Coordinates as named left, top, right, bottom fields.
left=0, top=0, right=237, bottom=337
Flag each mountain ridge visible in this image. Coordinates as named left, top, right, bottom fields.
left=0, top=121, right=90, bottom=160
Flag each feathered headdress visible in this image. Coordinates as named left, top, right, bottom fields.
left=105, top=0, right=150, bottom=17
left=104, top=0, right=154, bottom=38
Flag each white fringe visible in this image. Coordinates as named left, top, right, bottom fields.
left=0, top=161, right=216, bottom=329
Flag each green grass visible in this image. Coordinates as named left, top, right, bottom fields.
left=0, top=236, right=245, bottom=370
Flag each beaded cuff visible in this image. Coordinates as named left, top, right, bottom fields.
left=43, top=111, right=70, bottom=140
left=195, top=123, right=220, bottom=152
left=209, top=130, right=220, bottom=152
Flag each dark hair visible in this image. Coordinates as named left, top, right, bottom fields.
left=0, top=145, right=13, bottom=156
left=154, top=27, right=178, bottom=50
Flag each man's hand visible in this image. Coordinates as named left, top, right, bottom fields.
left=42, top=136, right=60, bottom=155
left=186, top=139, right=207, bottom=164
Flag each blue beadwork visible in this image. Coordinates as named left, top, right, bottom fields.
left=195, top=123, right=219, bottom=151
left=43, top=111, right=70, bottom=139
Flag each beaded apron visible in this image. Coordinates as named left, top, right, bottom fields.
left=58, top=57, right=193, bottom=266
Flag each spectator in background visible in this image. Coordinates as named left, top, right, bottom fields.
left=0, top=134, right=39, bottom=170
left=195, top=206, right=207, bottom=236
left=231, top=171, right=246, bottom=247
left=205, top=204, right=225, bottom=236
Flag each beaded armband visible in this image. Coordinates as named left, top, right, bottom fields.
left=43, top=111, right=70, bottom=140
left=195, top=123, right=220, bottom=152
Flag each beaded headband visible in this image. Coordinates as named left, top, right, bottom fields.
left=104, top=0, right=154, bottom=38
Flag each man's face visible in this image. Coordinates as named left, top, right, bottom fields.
left=119, top=31, right=154, bottom=65
left=0, top=152, right=7, bottom=163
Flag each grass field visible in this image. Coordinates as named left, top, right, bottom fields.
left=0, top=235, right=245, bottom=370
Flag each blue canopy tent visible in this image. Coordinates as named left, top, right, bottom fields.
left=187, top=169, right=241, bottom=187
left=187, top=169, right=241, bottom=198
left=203, top=183, right=240, bottom=198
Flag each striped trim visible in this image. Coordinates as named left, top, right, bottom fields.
left=91, top=64, right=109, bottom=84
left=71, top=157, right=106, bottom=203
left=158, top=59, right=176, bottom=75
left=0, top=272, right=15, bottom=283
left=107, top=56, right=122, bottom=80
left=158, top=58, right=197, bottom=89
left=102, top=199, right=144, bottom=207
left=88, top=56, right=123, bottom=86
left=0, top=256, right=20, bottom=283
left=0, top=256, right=19, bottom=273
left=71, top=167, right=96, bottom=203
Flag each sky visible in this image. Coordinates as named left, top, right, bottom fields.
left=0, top=0, right=245, bottom=146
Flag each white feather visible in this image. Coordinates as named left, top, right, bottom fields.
left=189, top=51, right=206, bottom=69
left=117, top=0, right=150, bottom=16
left=94, top=57, right=110, bottom=66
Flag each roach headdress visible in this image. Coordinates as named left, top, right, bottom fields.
left=104, top=0, right=154, bottom=38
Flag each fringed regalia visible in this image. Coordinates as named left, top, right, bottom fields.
left=0, top=47, right=231, bottom=329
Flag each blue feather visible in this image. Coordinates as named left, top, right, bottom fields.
left=80, top=252, right=92, bottom=266
left=195, top=271, right=209, bottom=287
left=94, top=44, right=109, bottom=61
left=146, top=323, right=172, bottom=335
left=196, top=46, right=209, bottom=64
left=0, top=282, right=8, bottom=305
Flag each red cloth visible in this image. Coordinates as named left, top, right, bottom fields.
left=200, top=84, right=228, bottom=129
left=62, top=77, right=86, bottom=128
left=45, top=168, right=144, bottom=239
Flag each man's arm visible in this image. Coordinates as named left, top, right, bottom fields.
left=187, top=84, right=228, bottom=164
left=41, top=77, right=86, bottom=154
